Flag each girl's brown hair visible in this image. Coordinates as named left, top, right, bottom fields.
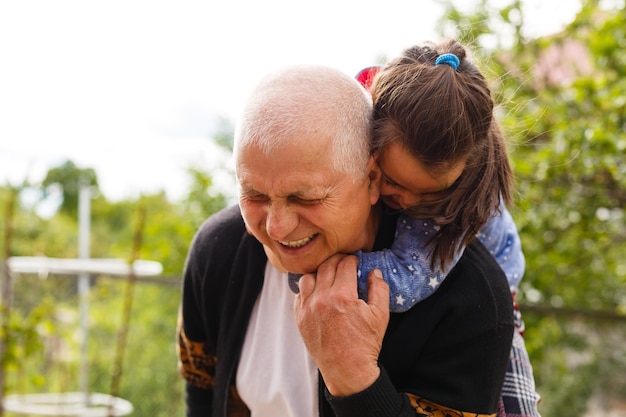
left=370, top=39, right=513, bottom=270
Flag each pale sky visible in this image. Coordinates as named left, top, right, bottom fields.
left=0, top=0, right=581, bottom=203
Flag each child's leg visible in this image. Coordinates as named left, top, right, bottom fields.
left=498, top=330, right=541, bottom=417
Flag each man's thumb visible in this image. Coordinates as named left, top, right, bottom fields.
left=367, top=269, right=389, bottom=309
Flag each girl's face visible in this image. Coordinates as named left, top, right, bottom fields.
left=377, top=140, right=466, bottom=210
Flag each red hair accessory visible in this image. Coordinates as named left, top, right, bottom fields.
left=355, top=66, right=380, bottom=92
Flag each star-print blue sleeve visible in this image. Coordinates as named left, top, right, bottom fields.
left=476, top=201, right=525, bottom=292
left=355, top=214, right=462, bottom=313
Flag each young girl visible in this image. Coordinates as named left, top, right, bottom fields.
left=355, top=39, right=540, bottom=417
left=356, top=57, right=525, bottom=312
left=288, top=60, right=525, bottom=313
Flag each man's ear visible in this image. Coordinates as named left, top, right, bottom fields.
left=366, top=155, right=381, bottom=205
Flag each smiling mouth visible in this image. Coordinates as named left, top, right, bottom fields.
left=278, top=234, right=317, bottom=248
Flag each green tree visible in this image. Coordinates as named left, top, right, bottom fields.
left=181, top=167, right=229, bottom=230
left=41, top=160, right=99, bottom=217
left=1, top=149, right=230, bottom=416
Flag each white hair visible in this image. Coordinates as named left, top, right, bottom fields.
left=233, top=65, right=373, bottom=179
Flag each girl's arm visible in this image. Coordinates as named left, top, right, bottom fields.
left=476, top=201, right=525, bottom=292
left=356, top=215, right=463, bottom=313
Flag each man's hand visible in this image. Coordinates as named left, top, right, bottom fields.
left=294, top=254, right=390, bottom=396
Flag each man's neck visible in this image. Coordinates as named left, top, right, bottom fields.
left=370, top=203, right=397, bottom=252
left=363, top=203, right=383, bottom=252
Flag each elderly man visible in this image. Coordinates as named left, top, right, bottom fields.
left=177, top=65, right=514, bottom=417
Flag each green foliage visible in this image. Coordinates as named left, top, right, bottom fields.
left=3, top=277, right=80, bottom=395
left=41, top=160, right=99, bottom=217
left=1, top=150, right=229, bottom=416
left=85, top=279, right=185, bottom=417
left=496, top=1, right=626, bottom=311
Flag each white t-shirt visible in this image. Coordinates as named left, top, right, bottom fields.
left=236, top=262, right=319, bottom=417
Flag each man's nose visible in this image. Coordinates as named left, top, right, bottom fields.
left=265, top=201, right=298, bottom=240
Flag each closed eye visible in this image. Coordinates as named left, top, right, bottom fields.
left=241, top=190, right=269, bottom=202
left=288, top=195, right=324, bottom=206
left=382, top=174, right=401, bottom=189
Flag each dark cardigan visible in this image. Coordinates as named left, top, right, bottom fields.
left=179, top=204, right=514, bottom=417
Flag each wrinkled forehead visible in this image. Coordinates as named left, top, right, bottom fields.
left=235, top=144, right=374, bottom=214
left=236, top=124, right=333, bottom=162
left=236, top=136, right=346, bottom=181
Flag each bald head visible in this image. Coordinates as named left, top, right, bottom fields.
left=234, top=65, right=373, bottom=179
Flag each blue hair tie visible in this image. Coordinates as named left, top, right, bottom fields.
left=435, top=53, right=460, bottom=71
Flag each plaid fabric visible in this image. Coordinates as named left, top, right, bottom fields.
left=498, top=329, right=542, bottom=417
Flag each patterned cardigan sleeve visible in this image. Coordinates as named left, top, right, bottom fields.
left=176, top=205, right=254, bottom=417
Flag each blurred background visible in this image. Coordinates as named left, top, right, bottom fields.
left=1, top=0, right=625, bottom=416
